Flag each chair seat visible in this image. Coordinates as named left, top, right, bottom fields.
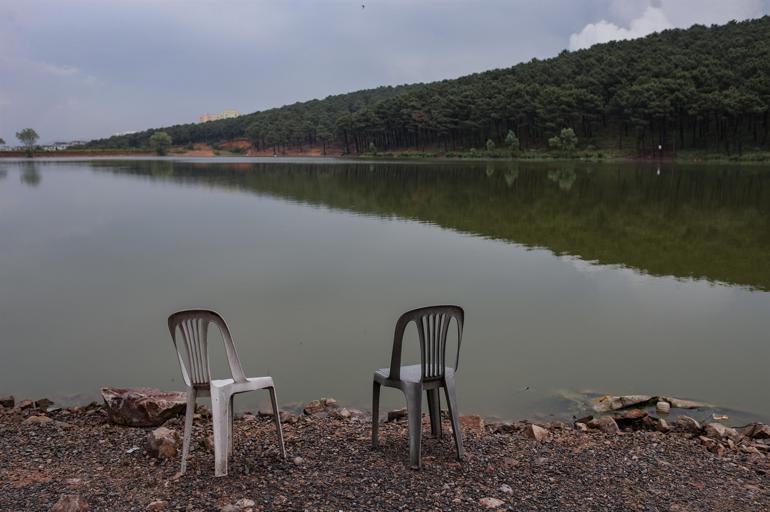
left=375, top=365, right=454, bottom=384
left=210, top=376, right=274, bottom=394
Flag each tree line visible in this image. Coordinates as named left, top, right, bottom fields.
left=84, top=16, right=770, bottom=155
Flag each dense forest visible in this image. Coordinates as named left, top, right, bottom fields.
left=85, top=16, right=770, bottom=155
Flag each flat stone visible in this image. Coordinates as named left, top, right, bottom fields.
left=101, top=387, right=186, bottom=427
left=592, top=395, right=652, bottom=413
left=23, top=415, right=53, bottom=425
left=660, top=396, right=710, bottom=409
left=588, top=416, right=620, bottom=434
left=614, top=408, right=648, bottom=428
left=479, top=497, right=505, bottom=509
left=0, top=395, right=14, bottom=408
left=35, top=398, right=54, bottom=410
left=523, top=424, right=550, bottom=442
left=674, top=415, right=702, bottom=434
left=145, top=427, right=180, bottom=459
left=51, top=494, right=90, bottom=511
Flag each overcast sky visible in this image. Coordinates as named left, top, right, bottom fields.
left=1, top=0, right=769, bottom=143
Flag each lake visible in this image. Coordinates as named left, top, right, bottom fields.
left=1, top=157, right=768, bottom=423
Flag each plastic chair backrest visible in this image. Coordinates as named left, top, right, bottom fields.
left=167, top=309, right=247, bottom=387
left=389, top=305, right=464, bottom=382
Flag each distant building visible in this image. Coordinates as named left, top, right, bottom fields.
left=42, top=140, right=88, bottom=151
left=199, top=109, right=240, bottom=123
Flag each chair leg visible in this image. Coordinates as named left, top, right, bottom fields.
left=180, top=387, right=196, bottom=474
left=268, top=386, right=286, bottom=459
left=427, top=388, right=442, bottom=438
left=443, top=378, right=464, bottom=461
left=227, top=394, right=234, bottom=457
left=372, top=381, right=381, bottom=448
left=212, top=391, right=229, bottom=477
left=405, top=384, right=422, bottom=469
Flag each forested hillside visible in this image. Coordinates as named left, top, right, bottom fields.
left=85, top=16, right=770, bottom=155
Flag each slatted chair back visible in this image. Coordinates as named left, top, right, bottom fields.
left=167, top=309, right=247, bottom=387
left=389, top=305, right=464, bottom=382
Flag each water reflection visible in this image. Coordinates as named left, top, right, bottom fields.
left=20, top=162, right=41, bottom=186
left=97, top=159, right=770, bottom=291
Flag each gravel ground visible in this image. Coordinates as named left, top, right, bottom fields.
left=1, top=403, right=769, bottom=511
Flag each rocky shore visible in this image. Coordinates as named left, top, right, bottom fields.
left=1, top=394, right=769, bottom=511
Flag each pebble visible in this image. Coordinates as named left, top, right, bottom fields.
left=293, top=456, right=304, bottom=465
left=479, top=497, right=505, bottom=508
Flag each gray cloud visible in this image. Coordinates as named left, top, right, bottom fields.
left=1, top=0, right=768, bottom=143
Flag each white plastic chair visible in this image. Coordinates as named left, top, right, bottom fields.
left=168, top=309, right=286, bottom=476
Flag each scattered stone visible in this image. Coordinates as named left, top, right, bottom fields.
left=0, top=395, right=14, bottom=408
left=146, top=500, right=168, bottom=511
left=704, top=422, right=738, bottom=440
left=742, top=423, right=770, bottom=440
left=101, top=387, right=186, bottom=427
left=303, top=398, right=334, bottom=415
left=575, top=422, right=588, bottom=432
left=145, top=427, right=180, bottom=459
left=34, top=398, right=54, bottom=410
left=334, top=407, right=352, bottom=419
left=523, top=424, right=551, bottom=442
left=499, top=483, right=513, bottom=495
left=614, top=409, right=648, bottom=428
left=323, top=397, right=338, bottom=408
left=387, top=408, right=407, bottom=422
left=220, top=506, right=240, bottom=512
left=280, top=411, right=299, bottom=424
left=235, top=498, right=256, bottom=508
left=588, top=416, right=620, bottom=434
left=460, top=415, right=485, bottom=435
left=479, top=497, right=505, bottom=509
left=674, top=415, right=702, bottom=434
left=293, top=456, right=304, bottom=465
left=51, top=494, right=90, bottom=511
left=656, top=401, right=671, bottom=414
left=23, top=415, right=53, bottom=425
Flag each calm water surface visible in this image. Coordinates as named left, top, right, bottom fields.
left=1, top=158, right=768, bottom=422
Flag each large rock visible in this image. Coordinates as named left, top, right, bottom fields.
left=101, top=387, right=186, bottom=427
left=741, top=423, right=770, bottom=440
left=51, top=495, right=90, bottom=511
left=0, top=395, right=14, bottom=408
left=704, top=422, right=738, bottom=440
left=674, top=415, right=702, bottom=434
left=303, top=397, right=337, bottom=415
left=588, top=416, right=620, bottom=434
left=523, top=424, right=550, bottom=442
left=145, top=427, right=180, bottom=459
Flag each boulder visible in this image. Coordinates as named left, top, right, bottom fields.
left=614, top=409, right=648, bottom=428
left=101, top=387, right=186, bottom=427
left=0, top=395, right=14, bottom=408
left=674, top=415, right=702, bottom=434
left=51, top=495, right=90, bottom=512
left=145, top=427, right=180, bottom=459
left=16, top=399, right=34, bottom=410
left=523, top=424, right=550, bottom=442
left=704, top=422, right=738, bottom=440
left=588, top=416, right=620, bottom=434
left=35, top=398, right=54, bottom=410
left=741, top=423, right=770, bottom=440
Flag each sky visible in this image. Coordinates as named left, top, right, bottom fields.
left=1, top=0, right=769, bottom=144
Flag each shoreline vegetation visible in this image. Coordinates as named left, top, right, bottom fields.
left=3, top=146, right=770, bottom=164
left=1, top=393, right=769, bottom=510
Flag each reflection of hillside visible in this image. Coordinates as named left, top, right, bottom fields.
left=99, top=160, right=770, bottom=291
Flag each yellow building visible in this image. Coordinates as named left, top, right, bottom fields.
left=199, top=109, right=241, bottom=123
